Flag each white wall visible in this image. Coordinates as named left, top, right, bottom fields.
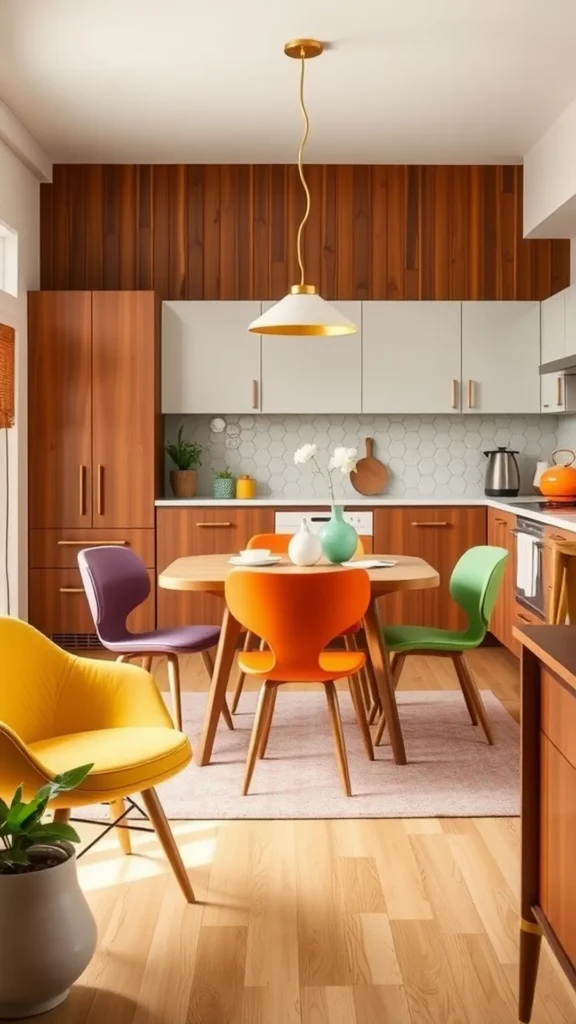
left=524, top=96, right=576, bottom=238
left=0, top=137, right=40, bottom=617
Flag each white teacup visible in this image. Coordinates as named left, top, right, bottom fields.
left=238, top=548, right=272, bottom=563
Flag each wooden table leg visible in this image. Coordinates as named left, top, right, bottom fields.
left=362, top=599, right=407, bottom=765
left=196, top=605, right=242, bottom=766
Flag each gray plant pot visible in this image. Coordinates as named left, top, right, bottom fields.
left=213, top=477, right=235, bottom=499
left=0, top=843, right=97, bottom=1019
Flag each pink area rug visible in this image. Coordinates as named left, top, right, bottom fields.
left=114, top=689, right=518, bottom=819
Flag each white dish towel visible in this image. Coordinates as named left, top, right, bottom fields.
left=516, top=533, right=537, bottom=598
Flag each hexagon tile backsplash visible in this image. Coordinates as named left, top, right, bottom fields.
left=164, top=414, right=559, bottom=499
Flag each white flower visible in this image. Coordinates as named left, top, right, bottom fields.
left=328, top=446, right=358, bottom=475
left=294, top=443, right=317, bottom=465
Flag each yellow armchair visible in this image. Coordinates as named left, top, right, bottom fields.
left=0, top=618, right=195, bottom=902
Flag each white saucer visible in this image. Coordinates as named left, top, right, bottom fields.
left=229, top=555, right=282, bottom=567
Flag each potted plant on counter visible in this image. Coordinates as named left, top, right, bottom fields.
left=0, top=764, right=97, bottom=1019
left=165, top=427, right=204, bottom=498
left=213, top=468, right=235, bottom=499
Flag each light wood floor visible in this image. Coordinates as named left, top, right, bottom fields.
left=45, top=647, right=576, bottom=1024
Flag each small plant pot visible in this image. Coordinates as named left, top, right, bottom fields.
left=213, top=477, right=235, bottom=499
left=0, top=843, right=97, bottom=1019
left=170, top=469, right=197, bottom=498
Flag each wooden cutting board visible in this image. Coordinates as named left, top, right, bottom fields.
left=350, top=437, right=389, bottom=496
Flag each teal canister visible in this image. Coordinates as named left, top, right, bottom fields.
left=318, top=505, right=358, bottom=564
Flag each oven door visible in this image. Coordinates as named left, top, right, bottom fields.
left=514, top=527, right=546, bottom=619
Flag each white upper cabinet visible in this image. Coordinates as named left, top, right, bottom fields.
left=461, top=302, right=541, bottom=414
left=162, top=301, right=262, bottom=414
left=259, top=301, right=362, bottom=413
left=541, top=289, right=566, bottom=364
left=564, top=285, right=576, bottom=358
left=362, top=301, right=462, bottom=413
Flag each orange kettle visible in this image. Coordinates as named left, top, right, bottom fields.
left=539, top=449, right=576, bottom=499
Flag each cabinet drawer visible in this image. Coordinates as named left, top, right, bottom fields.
left=29, top=568, right=155, bottom=642
left=540, top=734, right=576, bottom=969
left=514, top=603, right=544, bottom=628
left=30, top=529, right=155, bottom=569
left=541, top=669, right=576, bottom=769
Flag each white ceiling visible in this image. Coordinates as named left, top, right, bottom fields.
left=1, top=0, right=576, bottom=164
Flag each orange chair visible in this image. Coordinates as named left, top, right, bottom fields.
left=231, top=532, right=375, bottom=718
left=225, top=568, right=371, bottom=796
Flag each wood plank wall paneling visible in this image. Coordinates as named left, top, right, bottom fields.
left=39, top=164, right=570, bottom=301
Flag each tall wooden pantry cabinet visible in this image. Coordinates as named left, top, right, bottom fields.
left=28, top=291, right=159, bottom=644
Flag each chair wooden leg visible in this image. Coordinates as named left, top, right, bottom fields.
left=53, top=808, right=70, bottom=823
left=116, top=654, right=129, bottom=663
left=231, top=630, right=254, bottom=714
left=365, top=657, right=381, bottom=723
left=348, top=673, right=374, bottom=761
left=166, top=654, right=183, bottom=731
left=201, top=649, right=233, bottom=730
left=243, top=682, right=275, bottom=795
left=110, top=798, right=132, bottom=855
left=140, top=788, right=195, bottom=903
left=324, top=681, right=352, bottom=797
left=344, top=634, right=373, bottom=717
left=258, top=684, right=278, bottom=759
left=374, top=653, right=407, bottom=746
left=141, top=656, right=152, bottom=673
left=457, top=654, right=494, bottom=745
left=450, top=653, right=479, bottom=726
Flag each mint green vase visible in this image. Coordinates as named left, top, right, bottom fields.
left=318, top=505, right=358, bottom=564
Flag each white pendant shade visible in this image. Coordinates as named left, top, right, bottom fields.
left=248, top=291, right=358, bottom=336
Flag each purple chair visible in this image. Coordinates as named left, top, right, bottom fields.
left=78, top=546, right=233, bottom=733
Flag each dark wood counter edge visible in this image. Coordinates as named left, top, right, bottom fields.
left=514, top=625, right=576, bottom=695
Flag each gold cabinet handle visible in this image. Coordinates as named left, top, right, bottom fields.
left=451, top=379, right=459, bottom=410
left=467, top=379, right=475, bottom=409
left=57, top=540, right=128, bottom=546
left=97, top=465, right=104, bottom=515
left=252, top=379, right=259, bottom=410
left=516, top=611, right=532, bottom=624
left=557, top=376, right=564, bottom=407
left=59, top=587, right=84, bottom=594
left=550, top=532, right=569, bottom=543
left=79, top=465, right=86, bottom=516
left=494, top=517, right=507, bottom=525
left=411, top=521, right=449, bottom=527
left=197, top=522, right=233, bottom=528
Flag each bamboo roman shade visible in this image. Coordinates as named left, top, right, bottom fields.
left=0, top=324, right=15, bottom=428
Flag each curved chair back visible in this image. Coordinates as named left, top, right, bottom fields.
left=449, top=546, right=509, bottom=644
left=225, top=568, right=370, bottom=676
left=247, top=532, right=365, bottom=556
left=78, top=546, right=150, bottom=644
left=0, top=617, right=74, bottom=744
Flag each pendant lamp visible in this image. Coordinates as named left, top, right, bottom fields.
left=248, top=39, right=357, bottom=337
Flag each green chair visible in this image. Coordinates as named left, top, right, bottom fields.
left=375, top=545, right=509, bottom=747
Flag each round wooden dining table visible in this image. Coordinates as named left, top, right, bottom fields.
left=158, top=553, right=439, bottom=767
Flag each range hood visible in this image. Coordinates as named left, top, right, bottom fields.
left=540, top=354, right=576, bottom=374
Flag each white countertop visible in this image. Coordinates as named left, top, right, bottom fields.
left=155, top=494, right=576, bottom=534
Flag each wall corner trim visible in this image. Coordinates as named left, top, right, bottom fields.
left=0, top=102, right=52, bottom=183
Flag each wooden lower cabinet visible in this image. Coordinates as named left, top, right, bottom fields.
left=374, top=506, right=487, bottom=630
left=29, top=568, right=155, bottom=642
left=156, top=507, right=275, bottom=626
left=487, top=507, right=518, bottom=653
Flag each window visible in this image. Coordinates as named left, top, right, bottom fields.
left=0, top=221, right=18, bottom=298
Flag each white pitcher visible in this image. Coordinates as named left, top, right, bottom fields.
left=533, top=460, right=549, bottom=491
left=288, top=518, right=322, bottom=566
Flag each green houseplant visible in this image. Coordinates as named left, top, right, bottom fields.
left=213, top=468, right=235, bottom=499
left=165, top=427, right=203, bottom=498
left=0, top=765, right=98, bottom=1019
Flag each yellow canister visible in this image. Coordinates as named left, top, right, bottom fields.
left=236, top=474, right=256, bottom=499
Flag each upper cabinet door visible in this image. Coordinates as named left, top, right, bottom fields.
left=92, top=292, right=157, bottom=528
left=541, top=289, right=566, bottom=364
left=564, top=284, right=576, bottom=359
left=362, top=302, right=462, bottom=414
left=28, top=292, right=93, bottom=529
left=162, top=301, right=262, bottom=413
left=260, top=301, right=362, bottom=414
left=461, top=302, right=541, bottom=414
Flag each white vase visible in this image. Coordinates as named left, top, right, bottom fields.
left=0, top=843, right=97, bottom=1019
left=288, top=518, right=322, bottom=566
